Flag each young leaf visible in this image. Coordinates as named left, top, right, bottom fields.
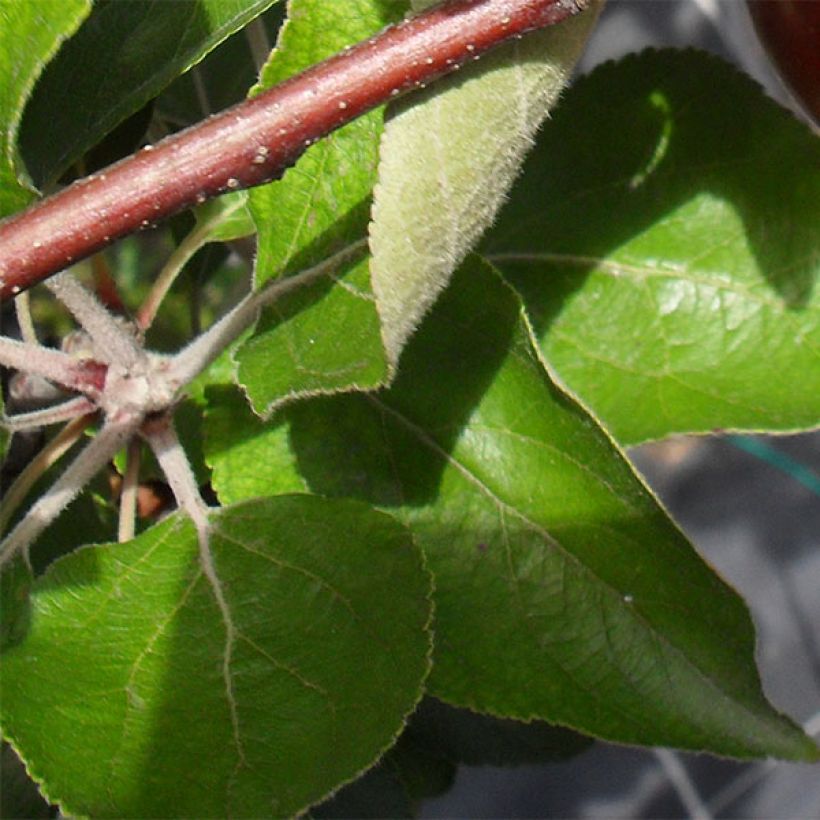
left=0, top=0, right=90, bottom=217
left=483, top=49, right=820, bottom=444
left=237, top=0, right=405, bottom=412
left=0, top=496, right=433, bottom=817
left=368, top=0, right=603, bottom=367
left=18, top=0, right=280, bottom=187
left=205, top=257, right=818, bottom=761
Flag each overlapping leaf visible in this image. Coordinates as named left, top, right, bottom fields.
left=483, top=49, right=820, bottom=444
left=368, top=0, right=603, bottom=366
left=206, top=257, right=817, bottom=760
left=1, top=497, right=433, bottom=817
left=237, top=0, right=405, bottom=413
left=18, top=0, right=280, bottom=187
left=0, top=0, right=90, bottom=217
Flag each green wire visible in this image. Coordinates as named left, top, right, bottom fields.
left=728, top=435, right=820, bottom=497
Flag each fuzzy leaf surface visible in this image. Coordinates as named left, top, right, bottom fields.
left=368, top=0, right=603, bottom=366
left=237, top=0, right=402, bottom=413
left=484, top=49, right=820, bottom=444
left=206, top=257, right=817, bottom=761
left=0, top=496, right=433, bottom=817
left=0, top=0, right=90, bottom=216
left=18, top=0, right=279, bottom=187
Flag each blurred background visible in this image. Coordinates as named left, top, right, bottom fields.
left=420, top=1, right=820, bottom=816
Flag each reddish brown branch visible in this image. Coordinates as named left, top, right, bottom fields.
left=0, top=0, right=588, bottom=301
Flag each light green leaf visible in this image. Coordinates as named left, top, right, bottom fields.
left=0, top=0, right=90, bottom=216
left=205, top=257, right=817, bottom=761
left=193, top=190, right=255, bottom=244
left=483, top=49, right=820, bottom=444
left=368, top=0, right=603, bottom=367
left=18, top=0, right=280, bottom=187
left=236, top=244, right=387, bottom=415
left=237, top=0, right=404, bottom=413
left=1, top=496, right=432, bottom=817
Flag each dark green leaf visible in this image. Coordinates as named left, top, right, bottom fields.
left=206, top=256, right=818, bottom=761
left=406, top=697, right=591, bottom=767
left=0, top=0, right=90, bottom=215
left=1, top=496, right=433, bottom=816
left=483, top=49, right=820, bottom=444
left=19, top=0, right=279, bottom=187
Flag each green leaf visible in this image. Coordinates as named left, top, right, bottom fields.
left=153, top=7, right=285, bottom=132
left=205, top=256, right=818, bottom=761
left=18, top=0, right=280, bottom=187
left=193, top=190, right=255, bottom=244
left=405, top=698, right=590, bottom=767
left=483, top=49, right=820, bottom=444
left=310, top=760, right=415, bottom=819
left=237, top=0, right=404, bottom=412
left=0, top=0, right=90, bottom=216
left=236, top=246, right=388, bottom=414
left=1, top=496, right=433, bottom=816
left=1, top=743, right=52, bottom=819
left=1, top=557, right=33, bottom=652
left=368, top=0, right=603, bottom=366
left=311, top=737, right=455, bottom=819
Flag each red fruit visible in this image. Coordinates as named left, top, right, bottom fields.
left=747, top=0, right=820, bottom=123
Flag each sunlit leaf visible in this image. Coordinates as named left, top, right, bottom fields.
left=368, top=0, right=603, bottom=366
left=1, top=497, right=432, bottom=816
left=484, top=49, right=820, bottom=444
left=206, top=256, right=817, bottom=761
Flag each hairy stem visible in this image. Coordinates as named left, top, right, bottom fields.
left=0, top=415, right=135, bottom=567
left=168, top=239, right=367, bottom=388
left=135, top=203, right=241, bottom=331
left=0, top=336, right=107, bottom=396
left=0, top=412, right=97, bottom=536
left=14, top=292, right=38, bottom=344
left=2, top=396, right=96, bottom=433
left=143, top=415, right=210, bottom=532
left=0, top=0, right=589, bottom=299
left=117, top=438, right=142, bottom=543
left=46, top=273, right=142, bottom=367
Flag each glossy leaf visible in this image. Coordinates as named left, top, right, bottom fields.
left=19, top=0, right=279, bottom=187
left=205, top=257, right=817, bottom=761
left=483, top=49, right=820, bottom=444
left=1, top=497, right=433, bottom=816
left=368, top=0, right=603, bottom=366
left=237, top=0, right=403, bottom=413
left=0, top=0, right=90, bottom=216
